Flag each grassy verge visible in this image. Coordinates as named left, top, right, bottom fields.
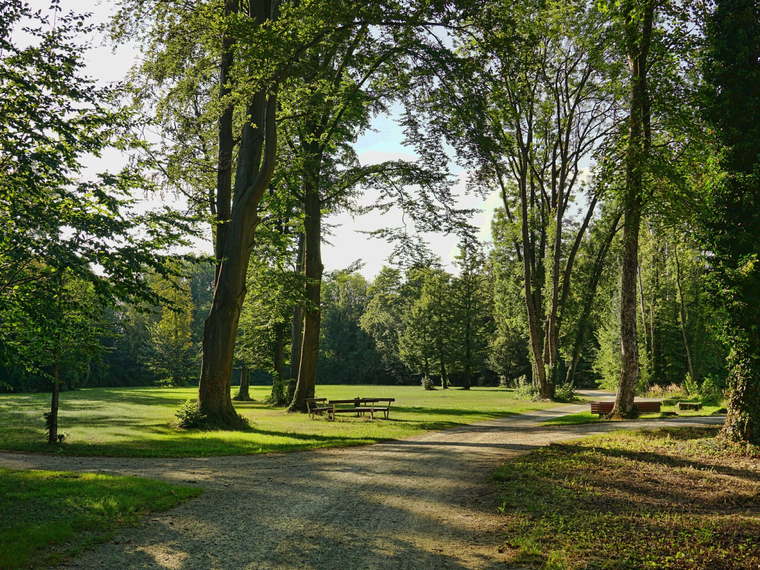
left=543, top=399, right=726, bottom=426
left=0, top=467, right=200, bottom=569
left=493, top=427, right=760, bottom=569
left=0, top=385, right=557, bottom=457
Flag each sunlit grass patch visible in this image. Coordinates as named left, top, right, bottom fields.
left=493, top=426, right=760, bottom=569
left=0, top=385, right=558, bottom=457
left=0, top=467, right=200, bottom=569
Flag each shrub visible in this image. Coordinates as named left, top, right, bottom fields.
left=421, top=376, right=436, bottom=390
left=683, top=373, right=699, bottom=397
left=174, top=399, right=207, bottom=429
left=554, top=382, right=576, bottom=402
left=515, top=375, right=538, bottom=400
left=646, top=383, right=686, bottom=399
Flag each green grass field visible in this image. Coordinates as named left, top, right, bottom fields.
left=0, top=467, right=200, bottom=569
left=0, top=385, right=558, bottom=457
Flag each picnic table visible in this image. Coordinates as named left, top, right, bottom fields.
left=305, top=397, right=395, bottom=420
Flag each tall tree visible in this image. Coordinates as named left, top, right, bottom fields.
left=360, top=266, right=409, bottom=383
left=406, top=0, right=617, bottom=398
left=115, top=0, right=459, bottom=422
left=451, top=241, right=490, bottom=389
left=612, top=0, right=655, bottom=417
left=702, top=0, right=760, bottom=443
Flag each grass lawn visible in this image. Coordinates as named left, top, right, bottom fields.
left=543, top=400, right=726, bottom=426
left=0, top=385, right=558, bottom=457
left=493, top=426, right=760, bottom=569
left=0, top=467, right=200, bottom=569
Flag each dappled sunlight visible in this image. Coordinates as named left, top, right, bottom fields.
left=133, top=544, right=189, bottom=570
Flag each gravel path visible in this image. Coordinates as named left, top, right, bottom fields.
left=0, top=393, right=725, bottom=569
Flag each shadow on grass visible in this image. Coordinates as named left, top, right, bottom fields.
left=390, top=405, right=518, bottom=420
left=579, top=444, right=758, bottom=481
left=0, top=423, right=384, bottom=457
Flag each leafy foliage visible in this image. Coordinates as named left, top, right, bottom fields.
left=701, top=0, right=760, bottom=443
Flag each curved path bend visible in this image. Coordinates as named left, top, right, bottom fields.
left=0, top=392, right=724, bottom=570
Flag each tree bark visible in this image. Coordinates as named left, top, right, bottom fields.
left=274, top=321, right=285, bottom=388
left=289, top=177, right=323, bottom=412
left=612, top=0, right=654, bottom=418
left=213, top=0, right=239, bottom=282
left=463, top=315, right=472, bottom=389
left=198, top=1, right=279, bottom=427
left=235, top=362, right=251, bottom=401
left=289, top=232, right=305, bottom=382
left=47, top=345, right=60, bottom=444
left=674, top=245, right=696, bottom=385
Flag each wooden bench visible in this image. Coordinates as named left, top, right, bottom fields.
left=327, top=399, right=385, bottom=420
left=355, top=398, right=395, bottom=419
left=590, top=401, right=661, bottom=416
left=306, top=397, right=396, bottom=420
left=305, top=398, right=332, bottom=419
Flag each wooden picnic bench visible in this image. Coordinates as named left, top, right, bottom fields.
left=305, top=397, right=395, bottom=420
left=590, top=401, right=661, bottom=416
left=355, top=398, right=395, bottom=419
left=304, top=398, right=332, bottom=420
left=329, top=398, right=395, bottom=420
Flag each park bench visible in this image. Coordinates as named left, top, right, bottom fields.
left=355, top=398, right=395, bottom=419
left=328, top=398, right=395, bottom=420
left=305, top=398, right=332, bottom=420
left=307, top=397, right=396, bottom=420
left=590, top=401, right=661, bottom=416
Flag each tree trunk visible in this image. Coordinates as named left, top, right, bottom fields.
left=199, top=218, right=257, bottom=425
left=235, top=363, right=251, bottom=401
left=198, top=99, right=277, bottom=425
left=723, top=343, right=760, bottom=444
left=616, top=209, right=641, bottom=416
left=274, top=321, right=285, bottom=389
left=197, top=0, right=280, bottom=428
left=213, top=0, right=238, bottom=282
left=637, top=263, right=648, bottom=340
left=519, top=175, right=549, bottom=397
left=289, top=179, right=323, bottom=412
left=612, top=0, right=653, bottom=418
left=289, top=232, right=305, bottom=382
left=462, top=317, right=472, bottom=390
left=47, top=345, right=60, bottom=444
left=674, top=245, right=696, bottom=385
left=437, top=335, right=449, bottom=389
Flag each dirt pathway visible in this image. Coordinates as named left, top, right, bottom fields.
left=0, top=394, right=724, bottom=569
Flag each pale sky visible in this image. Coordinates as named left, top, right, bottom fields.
left=32, top=0, right=501, bottom=279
